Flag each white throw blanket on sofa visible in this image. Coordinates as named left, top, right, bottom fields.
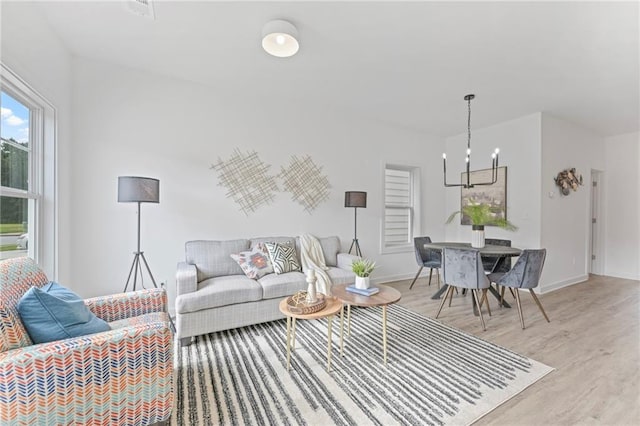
left=299, top=234, right=333, bottom=296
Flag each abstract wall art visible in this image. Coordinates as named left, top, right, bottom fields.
left=210, top=149, right=279, bottom=215
left=279, top=155, right=331, bottom=213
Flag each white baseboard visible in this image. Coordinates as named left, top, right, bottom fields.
left=371, top=273, right=418, bottom=285
left=602, top=270, right=640, bottom=281
left=540, top=274, right=588, bottom=294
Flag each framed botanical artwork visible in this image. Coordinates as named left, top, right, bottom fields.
left=460, top=166, right=507, bottom=226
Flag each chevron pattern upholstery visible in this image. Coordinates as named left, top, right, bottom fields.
left=0, top=257, right=173, bottom=425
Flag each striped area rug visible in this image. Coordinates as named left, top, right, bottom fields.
left=172, top=304, right=553, bottom=425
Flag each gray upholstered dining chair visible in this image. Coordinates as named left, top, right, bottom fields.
left=487, top=249, right=549, bottom=329
left=409, top=236, right=442, bottom=289
left=436, top=247, right=491, bottom=331
left=483, top=238, right=512, bottom=273
left=483, top=238, right=514, bottom=300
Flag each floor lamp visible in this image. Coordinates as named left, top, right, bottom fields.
left=345, top=191, right=367, bottom=257
left=118, top=176, right=160, bottom=292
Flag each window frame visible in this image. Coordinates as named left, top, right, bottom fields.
left=1, top=63, right=57, bottom=277
left=380, top=163, right=421, bottom=254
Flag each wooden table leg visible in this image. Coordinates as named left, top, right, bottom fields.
left=339, top=304, right=345, bottom=357
left=286, top=315, right=291, bottom=371
left=347, top=304, right=352, bottom=337
left=382, top=305, right=388, bottom=365
left=292, top=317, right=297, bottom=350
left=327, top=315, right=333, bottom=372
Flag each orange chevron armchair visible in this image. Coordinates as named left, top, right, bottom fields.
left=0, top=257, right=173, bottom=425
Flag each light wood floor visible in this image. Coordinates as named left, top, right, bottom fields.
left=388, top=274, right=640, bottom=425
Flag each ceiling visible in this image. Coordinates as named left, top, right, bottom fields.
left=32, top=1, right=639, bottom=137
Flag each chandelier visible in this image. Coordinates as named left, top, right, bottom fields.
left=443, top=94, right=499, bottom=188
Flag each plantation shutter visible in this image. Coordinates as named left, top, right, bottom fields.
left=384, top=167, right=412, bottom=247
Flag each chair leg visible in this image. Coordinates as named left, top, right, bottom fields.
left=529, top=289, right=550, bottom=323
left=514, top=289, right=525, bottom=329
left=509, top=288, right=516, bottom=299
left=436, top=268, right=441, bottom=288
left=448, top=284, right=455, bottom=307
left=428, top=268, right=434, bottom=286
left=500, top=286, right=506, bottom=308
left=472, top=290, right=486, bottom=331
left=482, top=289, right=492, bottom=316
left=409, top=266, right=423, bottom=290
left=436, top=286, right=454, bottom=319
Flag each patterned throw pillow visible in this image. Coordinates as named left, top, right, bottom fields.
left=230, top=243, right=274, bottom=279
left=264, top=242, right=301, bottom=275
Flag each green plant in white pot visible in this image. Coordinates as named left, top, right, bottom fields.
left=351, top=258, right=376, bottom=289
left=446, top=203, right=517, bottom=248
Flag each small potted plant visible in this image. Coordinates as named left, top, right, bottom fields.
left=351, top=258, right=376, bottom=289
left=446, top=203, right=517, bottom=248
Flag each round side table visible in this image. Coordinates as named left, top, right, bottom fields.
left=278, top=296, right=342, bottom=372
left=331, top=284, right=402, bottom=365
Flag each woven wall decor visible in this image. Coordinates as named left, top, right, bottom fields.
left=210, top=149, right=279, bottom=215
left=280, top=155, right=331, bottom=213
left=554, top=167, right=583, bottom=196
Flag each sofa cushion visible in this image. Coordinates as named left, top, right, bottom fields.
left=109, top=312, right=169, bottom=330
left=258, top=272, right=307, bottom=299
left=294, top=236, right=341, bottom=267
left=319, top=236, right=341, bottom=267
left=264, top=242, right=302, bottom=274
left=17, top=282, right=110, bottom=344
left=327, top=267, right=356, bottom=286
left=186, top=239, right=250, bottom=282
left=230, top=243, right=273, bottom=279
left=175, top=275, right=263, bottom=313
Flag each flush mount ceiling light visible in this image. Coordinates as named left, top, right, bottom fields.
left=262, top=19, right=299, bottom=58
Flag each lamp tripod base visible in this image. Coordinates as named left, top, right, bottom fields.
left=348, top=239, right=363, bottom=257
left=124, top=251, right=175, bottom=332
left=124, top=251, right=157, bottom=292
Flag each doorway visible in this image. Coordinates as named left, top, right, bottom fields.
left=589, top=170, right=603, bottom=275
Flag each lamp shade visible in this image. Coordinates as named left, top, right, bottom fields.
left=118, top=176, right=159, bottom=203
left=345, top=191, right=367, bottom=208
left=262, top=19, right=299, bottom=58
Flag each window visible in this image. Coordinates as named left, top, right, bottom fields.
left=382, top=164, right=420, bottom=253
left=0, top=64, right=56, bottom=276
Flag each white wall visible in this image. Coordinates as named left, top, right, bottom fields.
left=603, top=132, right=640, bottom=280
left=0, top=2, right=73, bottom=281
left=70, top=57, right=445, bottom=308
left=444, top=113, right=543, bottom=253
left=541, top=113, right=605, bottom=291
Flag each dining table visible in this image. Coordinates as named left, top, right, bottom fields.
left=424, top=242, right=522, bottom=308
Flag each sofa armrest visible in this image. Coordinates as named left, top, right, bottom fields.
left=0, top=317, right=173, bottom=424
left=337, top=253, right=361, bottom=271
left=85, top=288, right=167, bottom=322
left=176, top=262, right=198, bottom=296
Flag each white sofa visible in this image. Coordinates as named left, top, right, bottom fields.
left=175, top=236, right=358, bottom=346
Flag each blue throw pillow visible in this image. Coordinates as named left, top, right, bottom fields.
left=17, top=282, right=110, bottom=344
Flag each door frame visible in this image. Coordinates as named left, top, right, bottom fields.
left=589, top=169, right=604, bottom=275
